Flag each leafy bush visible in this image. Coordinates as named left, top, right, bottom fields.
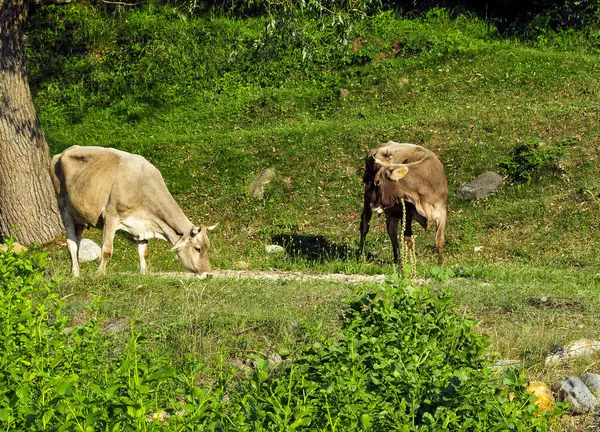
left=0, top=245, right=558, bottom=430
left=227, top=275, right=557, bottom=431
left=0, top=241, right=226, bottom=430
left=499, top=137, right=573, bottom=183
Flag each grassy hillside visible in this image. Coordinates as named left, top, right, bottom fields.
left=27, top=3, right=600, bottom=414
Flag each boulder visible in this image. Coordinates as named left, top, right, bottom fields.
left=552, top=376, right=599, bottom=414
left=79, top=239, right=102, bottom=262
left=456, top=172, right=504, bottom=199
left=581, top=372, right=600, bottom=399
left=545, top=339, right=600, bottom=367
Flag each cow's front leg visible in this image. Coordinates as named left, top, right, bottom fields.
left=138, top=240, right=149, bottom=274
left=386, top=215, right=400, bottom=264
left=403, top=207, right=414, bottom=249
left=359, top=205, right=372, bottom=257
left=99, top=218, right=118, bottom=274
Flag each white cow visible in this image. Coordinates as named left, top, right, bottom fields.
left=50, top=146, right=216, bottom=276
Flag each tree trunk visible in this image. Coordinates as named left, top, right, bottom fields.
left=0, top=0, right=62, bottom=245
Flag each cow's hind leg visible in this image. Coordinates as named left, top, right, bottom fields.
left=402, top=204, right=416, bottom=248
left=63, top=219, right=80, bottom=277
left=433, top=207, right=447, bottom=264
left=386, top=215, right=400, bottom=264
left=99, top=218, right=118, bottom=274
left=138, top=240, right=149, bottom=274
left=61, top=210, right=81, bottom=277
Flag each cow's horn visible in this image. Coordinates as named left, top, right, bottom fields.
left=373, top=157, right=390, bottom=167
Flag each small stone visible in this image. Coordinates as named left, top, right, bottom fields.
left=338, top=88, right=350, bottom=99
left=545, top=339, right=600, bottom=367
left=268, top=352, right=283, bottom=367
left=146, top=410, right=170, bottom=423
left=456, top=172, right=504, bottom=199
left=474, top=246, right=484, bottom=253
left=101, top=318, right=129, bottom=334
left=552, top=376, right=599, bottom=414
left=265, top=244, right=286, bottom=254
left=0, top=242, right=28, bottom=253
left=581, top=372, right=600, bottom=399
left=526, top=381, right=554, bottom=411
left=79, top=239, right=102, bottom=262
left=491, top=359, right=522, bottom=371
left=234, top=261, right=250, bottom=270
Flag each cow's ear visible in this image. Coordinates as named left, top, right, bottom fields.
left=190, top=226, right=200, bottom=237
left=387, top=166, right=409, bottom=181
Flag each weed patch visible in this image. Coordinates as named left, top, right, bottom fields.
left=0, top=245, right=563, bottom=430
left=499, top=137, right=574, bottom=183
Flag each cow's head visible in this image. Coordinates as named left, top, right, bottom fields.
left=172, top=224, right=218, bottom=273
left=370, top=162, right=410, bottom=212
left=369, top=144, right=428, bottom=212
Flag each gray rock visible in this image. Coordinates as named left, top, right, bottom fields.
left=79, top=239, right=102, bottom=262
left=545, top=339, right=600, bottom=367
left=248, top=168, right=276, bottom=199
left=581, top=372, right=600, bottom=399
left=456, top=172, right=504, bottom=199
left=265, top=244, right=286, bottom=254
left=268, top=353, right=283, bottom=367
left=552, top=376, right=600, bottom=414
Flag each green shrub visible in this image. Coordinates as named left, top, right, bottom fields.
left=0, top=241, right=227, bottom=430
left=499, top=137, right=573, bottom=183
left=228, top=275, right=558, bottom=431
left=0, top=246, right=559, bottom=430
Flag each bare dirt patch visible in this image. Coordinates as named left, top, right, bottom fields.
left=151, top=269, right=388, bottom=284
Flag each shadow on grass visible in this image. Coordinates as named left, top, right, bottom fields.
left=271, top=233, right=360, bottom=263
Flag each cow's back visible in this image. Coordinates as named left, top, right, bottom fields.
left=51, top=146, right=124, bottom=226
left=408, top=150, right=448, bottom=201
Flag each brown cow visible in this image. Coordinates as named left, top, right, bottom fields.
left=359, top=142, right=448, bottom=264
left=50, top=146, right=216, bottom=276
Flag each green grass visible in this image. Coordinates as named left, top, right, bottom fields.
left=28, top=5, right=600, bottom=399
left=53, top=271, right=355, bottom=363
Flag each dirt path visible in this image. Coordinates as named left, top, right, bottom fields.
left=151, top=269, right=388, bottom=284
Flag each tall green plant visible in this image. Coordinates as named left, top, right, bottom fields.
left=227, top=276, right=559, bottom=430
left=499, top=137, right=573, bottom=183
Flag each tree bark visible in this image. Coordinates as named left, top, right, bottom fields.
left=0, top=0, right=62, bottom=245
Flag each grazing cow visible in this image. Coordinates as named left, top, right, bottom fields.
left=359, top=141, right=448, bottom=264
left=50, top=146, right=216, bottom=276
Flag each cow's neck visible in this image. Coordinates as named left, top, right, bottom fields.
left=157, top=212, right=193, bottom=246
